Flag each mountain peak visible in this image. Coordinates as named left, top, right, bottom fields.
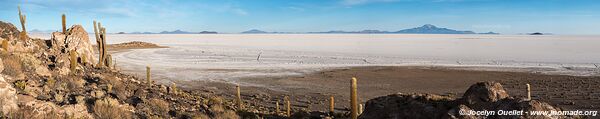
left=421, top=24, right=437, bottom=28
left=396, top=24, right=475, bottom=34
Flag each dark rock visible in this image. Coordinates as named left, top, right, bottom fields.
left=360, top=82, right=576, bottom=119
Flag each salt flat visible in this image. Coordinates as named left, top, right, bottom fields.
left=31, top=34, right=600, bottom=83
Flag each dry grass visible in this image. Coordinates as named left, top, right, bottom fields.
left=1, top=54, right=23, bottom=77
left=93, top=98, right=132, bottom=119
left=149, top=98, right=170, bottom=116
left=4, top=105, right=66, bottom=119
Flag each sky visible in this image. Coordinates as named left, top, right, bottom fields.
left=0, top=0, right=599, bottom=34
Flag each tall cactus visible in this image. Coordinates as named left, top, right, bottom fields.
left=526, top=83, right=531, bottom=101
left=93, top=20, right=111, bottom=68
left=62, top=14, right=66, bottom=33
left=329, top=96, right=335, bottom=114
left=275, top=100, right=280, bottom=114
left=146, top=66, right=151, bottom=85
left=236, top=84, right=243, bottom=110
left=351, top=77, right=358, bottom=119
left=18, top=6, right=27, bottom=41
left=285, top=96, right=291, bottom=117
left=70, top=49, right=78, bottom=73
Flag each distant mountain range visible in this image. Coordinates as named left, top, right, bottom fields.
left=309, top=24, right=497, bottom=34
left=31, top=24, right=502, bottom=34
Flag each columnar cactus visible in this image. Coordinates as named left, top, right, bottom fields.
left=62, top=14, right=66, bottom=33
left=285, top=96, right=291, bottom=117
left=2, top=39, right=8, bottom=51
left=82, top=54, right=87, bottom=66
left=146, top=66, right=151, bottom=85
left=236, top=84, right=243, bottom=110
left=18, top=6, right=27, bottom=41
left=351, top=77, right=358, bottom=119
left=329, top=96, right=335, bottom=114
left=93, top=20, right=111, bottom=68
left=171, top=82, right=177, bottom=94
left=70, top=49, right=78, bottom=73
left=526, top=83, right=531, bottom=101
left=276, top=100, right=280, bottom=114
left=358, top=104, right=363, bottom=115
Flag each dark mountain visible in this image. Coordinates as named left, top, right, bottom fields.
left=199, top=31, right=218, bottom=34
left=242, top=29, right=268, bottom=34
left=479, top=32, right=499, bottom=35
left=529, top=32, right=544, bottom=35
left=159, top=30, right=195, bottom=34
left=395, top=24, right=476, bottom=34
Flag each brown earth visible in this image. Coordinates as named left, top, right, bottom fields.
left=171, top=66, right=600, bottom=114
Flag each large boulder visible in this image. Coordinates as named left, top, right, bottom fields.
left=359, top=93, right=455, bottom=119
left=50, top=25, right=96, bottom=66
left=461, top=82, right=509, bottom=110
left=359, top=82, right=576, bottom=119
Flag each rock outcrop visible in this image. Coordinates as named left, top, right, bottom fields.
left=0, top=21, right=19, bottom=40
left=359, top=82, right=575, bottom=119
left=50, top=25, right=96, bottom=66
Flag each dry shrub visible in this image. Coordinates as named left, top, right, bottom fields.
left=206, top=96, right=239, bottom=119
left=149, top=98, right=170, bottom=116
left=215, top=110, right=239, bottom=119
left=93, top=98, right=132, bottom=119
left=1, top=54, right=23, bottom=77
left=4, top=105, right=65, bottom=119
left=104, top=77, right=128, bottom=99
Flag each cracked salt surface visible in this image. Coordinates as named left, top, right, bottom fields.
left=31, top=34, right=600, bottom=85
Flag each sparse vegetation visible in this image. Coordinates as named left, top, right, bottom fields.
left=93, top=98, right=132, bottom=119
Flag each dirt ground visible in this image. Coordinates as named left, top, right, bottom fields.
left=108, top=44, right=600, bottom=113
left=173, top=66, right=600, bottom=113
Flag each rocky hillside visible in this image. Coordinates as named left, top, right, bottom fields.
left=0, top=21, right=243, bottom=119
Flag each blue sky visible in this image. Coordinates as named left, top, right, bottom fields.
left=0, top=0, right=599, bottom=34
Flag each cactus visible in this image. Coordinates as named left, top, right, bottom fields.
left=62, top=14, right=66, bottom=33
left=526, top=83, right=531, bottom=101
left=285, top=96, right=291, bottom=117
left=171, top=82, right=177, bottom=94
left=276, top=100, right=280, bottom=114
left=236, top=84, right=243, bottom=110
left=18, top=6, right=27, bottom=41
left=106, top=54, right=112, bottom=69
left=2, top=39, right=8, bottom=51
left=146, top=66, right=151, bottom=85
left=107, top=84, right=113, bottom=93
left=329, top=96, right=335, bottom=114
left=70, top=49, right=78, bottom=73
left=358, top=104, right=363, bottom=115
left=351, top=77, right=358, bottom=119
left=82, top=54, right=87, bottom=66
left=93, top=21, right=111, bottom=68
left=15, top=80, right=27, bottom=91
